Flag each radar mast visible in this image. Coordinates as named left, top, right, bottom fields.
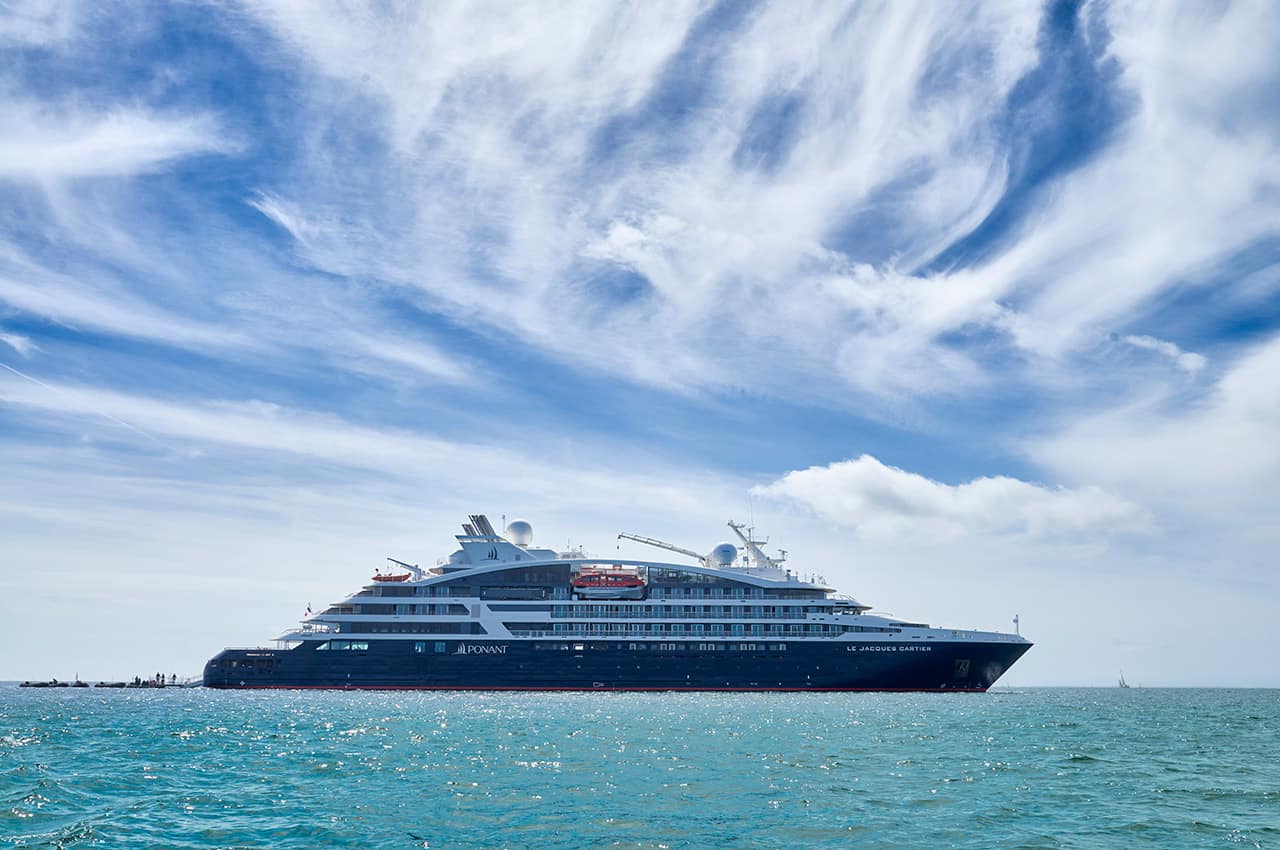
left=727, top=520, right=786, bottom=569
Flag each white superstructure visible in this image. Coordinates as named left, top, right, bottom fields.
left=283, top=516, right=1023, bottom=650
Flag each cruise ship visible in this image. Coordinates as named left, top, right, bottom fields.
left=203, top=515, right=1031, bottom=691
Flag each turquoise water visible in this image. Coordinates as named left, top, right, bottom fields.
left=2, top=688, right=1276, bottom=849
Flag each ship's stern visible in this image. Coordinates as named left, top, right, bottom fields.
left=202, top=647, right=286, bottom=688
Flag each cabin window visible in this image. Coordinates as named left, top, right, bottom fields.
left=414, top=641, right=426, bottom=653
left=317, top=640, right=367, bottom=651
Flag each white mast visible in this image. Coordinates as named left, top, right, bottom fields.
left=727, top=520, right=785, bottom=569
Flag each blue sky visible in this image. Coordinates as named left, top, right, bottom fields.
left=2, top=0, right=1278, bottom=685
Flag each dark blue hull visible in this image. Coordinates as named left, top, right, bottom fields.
left=204, top=639, right=1031, bottom=691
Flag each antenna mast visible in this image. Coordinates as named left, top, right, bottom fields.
left=727, top=520, right=784, bottom=569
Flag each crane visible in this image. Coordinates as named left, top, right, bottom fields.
left=616, top=532, right=709, bottom=567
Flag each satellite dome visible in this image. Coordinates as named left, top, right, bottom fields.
left=709, top=542, right=738, bottom=566
left=505, top=519, right=534, bottom=546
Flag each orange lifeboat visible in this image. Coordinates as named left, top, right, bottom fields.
left=571, top=571, right=646, bottom=599
left=572, top=573, right=645, bottom=589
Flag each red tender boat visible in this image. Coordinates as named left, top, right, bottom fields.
left=571, top=571, right=646, bottom=599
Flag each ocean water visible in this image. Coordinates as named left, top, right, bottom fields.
left=1, top=688, right=1276, bottom=849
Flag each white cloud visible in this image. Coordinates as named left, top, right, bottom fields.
left=0, top=374, right=459, bottom=469
left=823, top=2, right=1279, bottom=400
left=1122, top=334, right=1206, bottom=374
left=232, top=1, right=1046, bottom=401
left=1035, top=333, right=1280, bottom=510
left=0, top=372, right=739, bottom=516
left=227, top=1, right=1279, bottom=413
left=0, top=328, right=36, bottom=356
left=248, top=191, right=318, bottom=246
left=754, top=454, right=1149, bottom=539
left=244, top=1, right=701, bottom=153
left=0, top=102, right=231, bottom=181
left=0, top=270, right=247, bottom=349
left=0, top=0, right=80, bottom=47
left=984, top=3, right=1280, bottom=357
left=0, top=223, right=474, bottom=388
left=4, top=2, right=1272, bottom=414
left=339, top=332, right=470, bottom=384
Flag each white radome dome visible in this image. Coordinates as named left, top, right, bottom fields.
left=709, top=542, right=738, bottom=566
left=505, top=519, right=534, bottom=546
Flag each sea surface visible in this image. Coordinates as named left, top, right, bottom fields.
left=1, top=687, right=1276, bottom=849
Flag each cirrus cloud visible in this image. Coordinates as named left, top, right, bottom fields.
left=0, top=102, right=232, bottom=182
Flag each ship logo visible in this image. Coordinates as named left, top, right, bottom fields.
left=486, top=546, right=498, bottom=560
left=454, top=644, right=509, bottom=655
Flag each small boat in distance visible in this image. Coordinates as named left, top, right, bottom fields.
left=1119, top=672, right=1130, bottom=688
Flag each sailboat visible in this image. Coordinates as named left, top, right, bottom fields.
left=1118, top=671, right=1130, bottom=688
